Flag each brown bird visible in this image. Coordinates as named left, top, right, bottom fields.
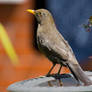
left=27, top=9, right=92, bottom=85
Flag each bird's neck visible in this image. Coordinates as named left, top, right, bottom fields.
left=37, top=16, right=58, bottom=36
left=38, top=20, right=57, bottom=34
left=40, top=16, right=56, bottom=26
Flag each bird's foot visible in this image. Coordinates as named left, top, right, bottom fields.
left=46, top=73, right=52, bottom=77
left=46, top=73, right=56, bottom=77
left=46, top=73, right=61, bottom=79
left=46, top=74, right=51, bottom=77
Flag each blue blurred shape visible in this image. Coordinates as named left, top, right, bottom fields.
left=46, top=0, right=92, bottom=62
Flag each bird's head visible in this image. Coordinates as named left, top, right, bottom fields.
left=26, top=9, right=55, bottom=25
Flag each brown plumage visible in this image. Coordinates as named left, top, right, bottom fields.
left=27, top=9, right=92, bottom=85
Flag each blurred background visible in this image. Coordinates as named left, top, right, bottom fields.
left=0, top=0, right=92, bottom=92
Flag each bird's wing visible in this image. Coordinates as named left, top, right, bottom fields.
left=42, top=33, right=71, bottom=61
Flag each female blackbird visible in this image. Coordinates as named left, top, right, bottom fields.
left=27, top=9, right=92, bottom=85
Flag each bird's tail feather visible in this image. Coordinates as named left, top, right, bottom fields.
left=67, top=63, right=80, bottom=82
left=67, top=62, right=92, bottom=86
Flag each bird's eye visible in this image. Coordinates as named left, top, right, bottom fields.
left=39, top=12, right=46, bottom=16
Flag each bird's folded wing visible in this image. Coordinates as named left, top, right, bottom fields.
left=42, top=38, right=69, bottom=61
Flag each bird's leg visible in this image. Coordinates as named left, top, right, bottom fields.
left=46, top=63, right=56, bottom=77
left=57, top=65, right=63, bottom=86
left=57, top=65, right=62, bottom=74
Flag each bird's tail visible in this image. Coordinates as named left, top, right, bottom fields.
left=67, top=62, right=92, bottom=86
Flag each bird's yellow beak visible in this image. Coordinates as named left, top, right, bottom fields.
left=26, top=9, right=35, bottom=15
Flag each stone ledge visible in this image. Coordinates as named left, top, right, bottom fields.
left=7, top=71, right=92, bottom=92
